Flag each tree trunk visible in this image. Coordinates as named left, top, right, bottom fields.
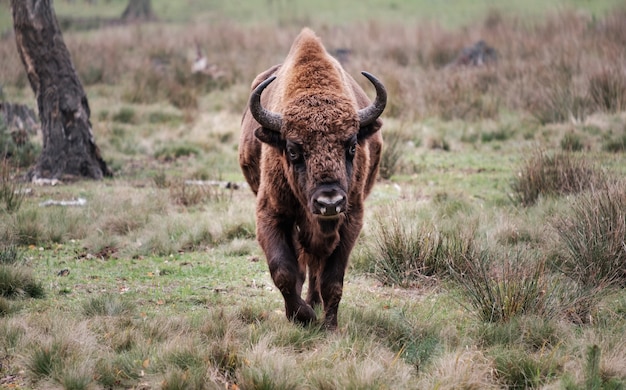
left=11, top=0, right=111, bottom=181
left=121, top=0, right=156, bottom=22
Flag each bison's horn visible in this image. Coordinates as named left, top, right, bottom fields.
left=249, top=75, right=282, bottom=132
left=357, top=71, right=387, bottom=127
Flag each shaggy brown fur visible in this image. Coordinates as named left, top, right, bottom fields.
left=239, top=28, right=385, bottom=330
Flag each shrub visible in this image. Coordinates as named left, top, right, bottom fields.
left=553, top=181, right=626, bottom=288
left=510, top=151, right=604, bottom=206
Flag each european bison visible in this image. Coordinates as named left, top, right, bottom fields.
left=239, top=28, right=386, bottom=330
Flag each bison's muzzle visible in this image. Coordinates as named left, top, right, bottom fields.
left=311, top=183, right=347, bottom=218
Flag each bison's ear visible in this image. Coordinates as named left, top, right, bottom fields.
left=358, top=117, right=383, bottom=141
left=255, top=127, right=283, bottom=147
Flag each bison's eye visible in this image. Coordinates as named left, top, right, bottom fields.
left=286, top=142, right=303, bottom=163
left=346, top=137, right=358, bottom=159
left=348, top=142, right=357, bottom=156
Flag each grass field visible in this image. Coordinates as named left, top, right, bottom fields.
left=1, top=0, right=625, bottom=31
left=2, top=0, right=626, bottom=388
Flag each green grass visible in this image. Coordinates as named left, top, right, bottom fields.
left=1, top=0, right=624, bottom=33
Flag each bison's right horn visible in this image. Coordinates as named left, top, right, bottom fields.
left=249, top=76, right=282, bottom=132
left=357, top=71, right=387, bottom=127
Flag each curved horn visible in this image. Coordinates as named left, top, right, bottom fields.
left=249, top=75, right=282, bottom=132
left=357, top=71, right=387, bottom=127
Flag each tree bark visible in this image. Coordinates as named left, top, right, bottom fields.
left=11, top=0, right=111, bottom=180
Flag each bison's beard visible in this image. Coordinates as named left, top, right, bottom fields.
left=316, top=214, right=344, bottom=235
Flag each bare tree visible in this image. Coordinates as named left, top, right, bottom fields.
left=121, top=0, right=156, bottom=22
left=11, top=0, right=111, bottom=180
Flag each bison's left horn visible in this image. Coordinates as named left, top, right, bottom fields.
left=358, top=71, right=387, bottom=127
left=249, top=75, right=282, bottom=132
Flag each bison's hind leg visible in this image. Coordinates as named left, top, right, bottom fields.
left=305, top=268, right=322, bottom=308
left=300, top=253, right=322, bottom=308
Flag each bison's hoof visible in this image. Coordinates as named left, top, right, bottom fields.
left=288, top=304, right=317, bottom=325
left=323, top=316, right=338, bottom=331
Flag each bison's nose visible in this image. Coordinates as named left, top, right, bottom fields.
left=312, top=184, right=347, bottom=217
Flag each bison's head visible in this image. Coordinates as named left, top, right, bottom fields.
left=249, top=72, right=386, bottom=223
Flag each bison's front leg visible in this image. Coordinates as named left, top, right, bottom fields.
left=257, top=217, right=316, bottom=325
left=319, top=245, right=349, bottom=330
left=320, top=212, right=363, bottom=330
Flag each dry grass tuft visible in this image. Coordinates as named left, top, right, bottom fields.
left=416, top=347, right=499, bottom=389
left=588, top=67, right=626, bottom=113
left=553, top=181, right=626, bottom=288
left=510, top=150, right=605, bottom=206
left=450, top=249, right=554, bottom=323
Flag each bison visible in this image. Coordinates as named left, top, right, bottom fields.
left=239, top=28, right=386, bottom=330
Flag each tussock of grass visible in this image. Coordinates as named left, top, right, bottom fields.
left=491, top=346, right=561, bottom=389
left=111, top=107, right=137, bottom=124
left=450, top=249, right=553, bottom=323
left=0, top=123, right=39, bottom=169
left=561, top=131, right=585, bottom=151
left=360, top=205, right=477, bottom=286
left=366, top=215, right=443, bottom=287
left=415, top=347, right=498, bottom=389
left=0, top=265, right=44, bottom=299
left=478, top=315, right=563, bottom=351
left=345, top=307, right=440, bottom=371
left=0, top=296, right=12, bottom=316
left=424, top=68, right=501, bottom=121
left=510, top=150, right=605, bottom=206
left=553, top=181, right=626, bottom=288
left=0, top=319, right=25, bottom=349
left=0, top=159, right=25, bottom=213
left=588, top=68, right=626, bottom=114
left=525, top=61, right=591, bottom=125
left=0, top=244, right=22, bottom=265
left=20, top=320, right=99, bottom=387
left=82, top=294, right=135, bottom=317
left=236, top=338, right=302, bottom=390
left=379, top=126, right=408, bottom=180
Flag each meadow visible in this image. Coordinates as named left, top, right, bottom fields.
left=1, top=0, right=626, bottom=388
